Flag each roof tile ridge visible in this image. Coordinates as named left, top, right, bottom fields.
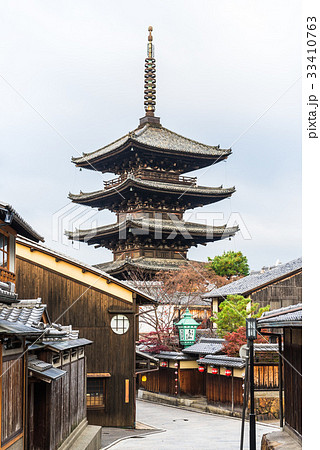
left=159, top=126, right=229, bottom=151
left=134, top=177, right=235, bottom=191
left=132, top=123, right=150, bottom=138
left=68, top=187, right=106, bottom=198
left=3, top=203, right=44, bottom=242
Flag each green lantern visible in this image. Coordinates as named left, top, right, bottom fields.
left=175, top=308, right=199, bottom=347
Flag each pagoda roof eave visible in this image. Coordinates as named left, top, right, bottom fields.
left=65, top=218, right=239, bottom=244
left=68, top=177, right=235, bottom=205
left=95, top=257, right=186, bottom=275
left=72, top=123, right=231, bottom=169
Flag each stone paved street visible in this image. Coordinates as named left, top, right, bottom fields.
left=110, top=400, right=279, bottom=450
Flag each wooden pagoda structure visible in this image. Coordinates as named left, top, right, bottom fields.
left=67, top=27, right=238, bottom=279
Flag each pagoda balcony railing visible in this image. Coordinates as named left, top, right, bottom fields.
left=104, top=170, right=197, bottom=189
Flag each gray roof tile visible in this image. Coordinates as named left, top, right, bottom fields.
left=198, top=354, right=246, bottom=368
left=69, top=174, right=235, bottom=201
left=183, top=338, right=225, bottom=355
left=257, top=303, right=302, bottom=327
left=72, top=123, right=231, bottom=164
left=203, top=258, right=302, bottom=298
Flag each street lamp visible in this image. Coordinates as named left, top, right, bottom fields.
left=246, top=318, right=257, bottom=450
left=246, top=318, right=257, bottom=340
left=175, top=308, right=199, bottom=347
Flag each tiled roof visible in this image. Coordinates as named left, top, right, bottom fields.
left=67, top=218, right=238, bottom=240
left=155, top=351, right=194, bottom=361
left=0, top=319, right=43, bottom=337
left=0, top=302, right=45, bottom=327
left=198, top=354, right=246, bottom=368
left=0, top=282, right=18, bottom=303
left=95, top=257, right=184, bottom=273
left=43, top=338, right=92, bottom=350
left=72, top=123, right=231, bottom=164
left=203, top=258, right=302, bottom=298
left=254, top=344, right=279, bottom=352
left=28, top=355, right=66, bottom=381
left=257, top=303, right=302, bottom=328
left=183, top=338, right=225, bottom=355
left=168, top=292, right=212, bottom=307
left=0, top=201, right=44, bottom=242
left=0, top=299, right=88, bottom=341
left=69, top=175, right=235, bottom=202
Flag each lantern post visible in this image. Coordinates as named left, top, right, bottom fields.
left=246, top=318, right=257, bottom=450
left=175, top=308, right=199, bottom=347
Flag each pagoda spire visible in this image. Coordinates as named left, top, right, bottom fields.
left=144, top=26, right=156, bottom=117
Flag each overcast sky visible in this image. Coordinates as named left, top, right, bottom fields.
left=1, top=0, right=301, bottom=271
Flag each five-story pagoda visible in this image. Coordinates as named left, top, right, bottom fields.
left=67, top=27, right=238, bottom=279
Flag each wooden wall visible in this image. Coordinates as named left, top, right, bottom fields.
left=251, top=272, right=302, bottom=310
left=16, top=256, right=136, bottom=428
left=139, top=366, right=278, bottom=408
left=28, top=357, right=86, bottom=450
left=179, top=369, right=206, bottom=396
left=283, top=328, right=302, bottom=436
left=206, top=373, right=243, bottom=406
left=139, top=368, right=177, bottom=396
left=254, top=365, right=279, bottom=390
left=1, top=355, right=24, bottom=447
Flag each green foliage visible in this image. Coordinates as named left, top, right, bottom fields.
left=207, top=251, right=250, bottom=278
left=211, top=295, right=270, bottom=338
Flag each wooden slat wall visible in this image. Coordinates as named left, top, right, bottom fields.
left=1, top=357, right=23, bottom=446
left=138, top=368, right=177, bottom=395
left=254, top=365, right=279, bottom=390
left=283, top=328, right=302, bottom=436
left=251, top=272, right=302, bottom=310
left=31, top=357, right=87, bottom=450
left=16, top=256, right=136, bottom=428
left=206, top=374, right=243, bottom=406
left=179, top=369, right=206, bottom=396
left=139, top=370, right=159, bottom=393
left=139, top=369, right=244, bottom=406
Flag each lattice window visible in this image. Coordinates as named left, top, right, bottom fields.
left=110, top=314, right=130, bottom=335
left=87, top=378, right=105, bottom=408
left=0, top=231, right=9, bottom=269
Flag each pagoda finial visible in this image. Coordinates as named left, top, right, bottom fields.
left=144, top=26, right=156, bottom=117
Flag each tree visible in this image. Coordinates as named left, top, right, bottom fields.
left=207, top=251, right=250, bottom=279
left=222, top=326, right=267, bottom=357
left=211, top=295, right=270, bottom=338
left=127, top=262, right=231, bottom=351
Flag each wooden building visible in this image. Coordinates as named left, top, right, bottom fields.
left=138, top=340, right=280, bottom=416
left=258, top=304, right=302, bottom=443
left=203, top=258, right=302, bottom=311
left=15, top=237, right=156, bottom=428
left=1, top=203, right=100, bottom=449
left=0, top=202, right=43, bottom=450
left=0, top=300, right=94, bottom=450
left=66, top=27, right=238, bottom=279
left=0, top=202, right=43, bottom=299
left=0, top=309, right=42, bottom=449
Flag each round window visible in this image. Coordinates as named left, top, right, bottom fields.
left=110, top=314, right=130, bottom=335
